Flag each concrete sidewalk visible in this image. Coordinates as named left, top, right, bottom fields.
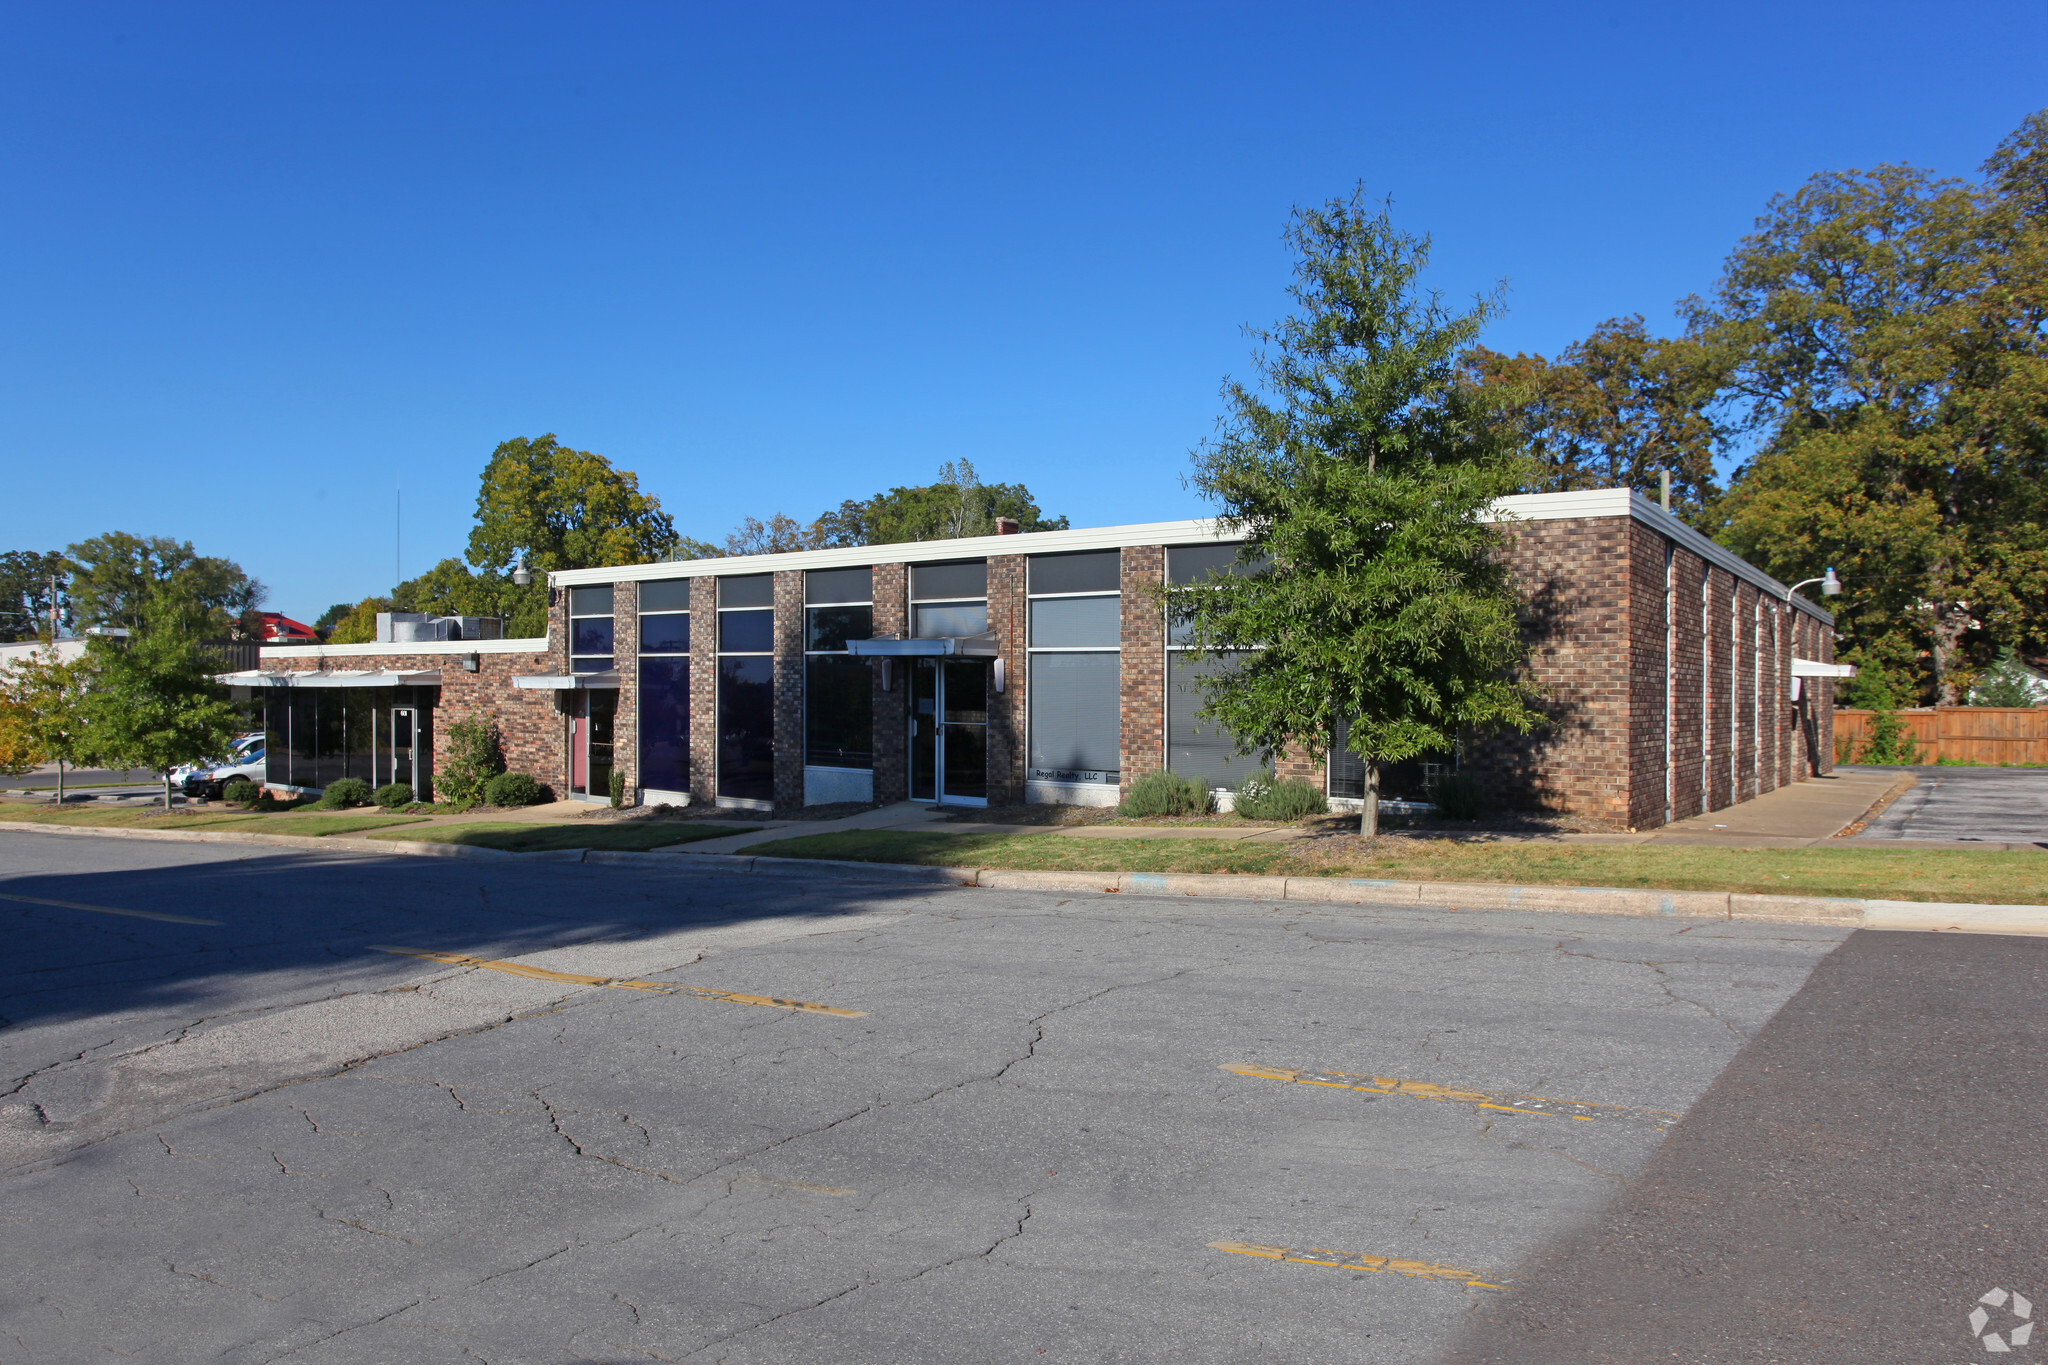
left=1633, top=768, right=1903, bottom=847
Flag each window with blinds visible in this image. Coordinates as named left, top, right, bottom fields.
left=1026, top=550, right=1120, bottom=784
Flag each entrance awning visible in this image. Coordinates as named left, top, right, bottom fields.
left=1792, top=659, right=1856, bottom=679
left=215, top=669, right=444, bottom=687
left=511, top=671, right=621, bottom=689
left=847, top=633, right=999, bottom=659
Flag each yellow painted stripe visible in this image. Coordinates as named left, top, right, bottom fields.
left=0, top=891, right=223, bottom=926
left=1221, top=1063, right=1678, bottom=1124
left=1208, top=1240, right=1504, bottom=1289
left=370, top=946, right=866, bottom=1017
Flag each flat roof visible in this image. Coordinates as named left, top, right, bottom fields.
left=544, top=487, right=1833, bottom=626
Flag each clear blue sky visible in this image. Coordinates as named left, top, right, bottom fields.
left=3, top=2, right=2043, bottom=621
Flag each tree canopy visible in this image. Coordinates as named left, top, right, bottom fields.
left=63, top=533, right=264, bottom=638
left=0, top=550, right=71, bottom=642
left=1171, top=188, right=1540, bottom=833
left=724, top=460, right=1068, bottom=554
left=467, top=434, right=678, bottom=576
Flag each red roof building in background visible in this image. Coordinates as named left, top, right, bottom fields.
left=256, top=612, right=319, bottom=643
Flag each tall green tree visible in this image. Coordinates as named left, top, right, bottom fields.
left=65, top=533, right=265, bottom=638
left=1465, top=316, right=1725, bottom=526
left=0, top=644, right=97, bottom=799
left=1170, top=189, right=1541, bottom=835
left=77, top=605, right=243, bottom=808
left=0, top=550, right=71, bottom=642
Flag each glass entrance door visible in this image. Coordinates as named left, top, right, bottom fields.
left=570, top=689, right=618, bottom=798
left=390, top=707, right=416, bottom=798
left=908, top=659, right=987, bottom=806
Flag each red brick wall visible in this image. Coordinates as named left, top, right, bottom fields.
left=987, top=554, right=1027, bottom=806
left=1627, top=521, right=1670, bottom=830
left=773, top=570, right=805, bottom=810
left=1667, top=547, right=1705, bottom=821
left=613, top=581, right=638, bottom=796
left=871, top=562, right=909, bottom=804
left=1704, top=567, right=1734, bottom=811
left=1117, top=546, right=1164, bottom=794
left=688, top=576, right=717, bottom=801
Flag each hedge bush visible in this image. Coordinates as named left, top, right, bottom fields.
left=221, top=777, right=259, bottom=804
left=1232, top=770, right=1328, bottom=822
left=1426, top=771, right=1487, bottom=821
left=316, top=777, right=373, bottom=810
left=434, top=714, right=505, bottom=807
left=1118, top=769, right=1210, bottom=817
left=485, top=772, right=550, bottom=808
left=609, top=768, right=626, bottom=809
left=372, top=782, right=416, bottom=810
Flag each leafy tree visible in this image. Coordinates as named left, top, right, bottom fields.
left=726, top=514, right=812, bottom=556
left=0, top=550, right=71, bottom=642
left=313, top=602, right=356, bottom=638
left=1970, top=648, right=2041, bottom=707
left=0, top=646, right=97, bottom=798
left=1168, top=188, right=1541, bottom=836
left=467, top=434, right=677, bottom=576
left=326, top=597, right=388, bottom=645
left=77, top=609, right=243, bottom=808
left=722, top=466, right=1068, bottom=554
left=1465, top=316, right=1724, bottom=526
left=66, top=533, right=266, bottom=638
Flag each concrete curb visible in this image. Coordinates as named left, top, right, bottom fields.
left=5, top=819, right=2045, bottom=935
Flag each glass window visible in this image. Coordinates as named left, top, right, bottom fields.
left=1028, top=550, right=1120, bottom=595
left=1169, top=652, right=1266, bottom=791
left=719, top=609, right=774, bottom=654
left=570, top=585, right=614, bottom=615
left=806, top=567, right=873, bottom=605
left=805, top=656, right=872, bottom=769
left=641, top=578, right=692, bottom=613
left=639, top=658, right=690, bottom=793
left=717, top=656, right=775, bottom=801
left=719, top=574, right=774, bottom=608
left=1027, top=653, right=1120, bottom=781
left=912, top=561, right=987, bottom=601
left=640, top=612, right=690, bottom=654
left=1029, top=596, right=1120, bottom=649
left=1167, top=543, right=1257, bottom=584
left=914, top=603, right=988, bottom=638
left=807, top=604, right=872, bottom=652
left=571, top=617, right=615, bottom=657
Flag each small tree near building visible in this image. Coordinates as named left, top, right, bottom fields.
left=0, top=644, right=99, bottom=801
left=78, top=613, right=244, bottom=809
left=1168, top=189, right=1541, bottom=836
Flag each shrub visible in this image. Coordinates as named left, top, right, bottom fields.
left=1426, top=771, right=1487, bottom=821
left=609, top=768, right=626, bottom=809
left=222, top=777, right=258, bottom=804
left=253, top=791, right=284, bottom=812
left=1118, top=769, right=1210, bottom=817
left=316, top=777, right=373, bottom=810
left=485, top=771, right=550, bottom=808
left=434, top=714, right=505, bottom=807
left=372, top=782, right=415, bottom=810
left=1231, top=769, right=1327, bottom=821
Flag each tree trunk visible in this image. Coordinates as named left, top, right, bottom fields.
left=1361, top=763, right=1380, bottom=838
left=55, top=758, right=64, bottom=806
left=163, top=772, right=173, bottom=810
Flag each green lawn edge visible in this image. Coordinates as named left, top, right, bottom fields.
left=740, top=830, right=2048, bottom=905
left=366, top=821, right=760, bottom=853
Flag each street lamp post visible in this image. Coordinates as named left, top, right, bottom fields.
left=1791, top=568, right=1842, bottom=599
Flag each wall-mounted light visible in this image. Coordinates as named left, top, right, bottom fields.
left=511, top=555, right=532, bottom=586
left=462, top=652, right=480, bottom=673
left=993, top=657, right=1005, bottom=693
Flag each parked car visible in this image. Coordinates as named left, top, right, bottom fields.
left=177, top=733, right=264, bottom=797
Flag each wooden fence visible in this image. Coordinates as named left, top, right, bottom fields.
left=1834, top=707, right=2048, bottom=765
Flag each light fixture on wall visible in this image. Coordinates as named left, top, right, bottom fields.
left=993, top=657, right=1005, bottom=693
left=511, top=555, right=532, bottom=586
left=1791, top=568, right=1843, bottom=599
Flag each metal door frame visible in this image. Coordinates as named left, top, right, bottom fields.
left=390, top=706, right=418, bottom=799
left=909, top=659, right=988, bottom=808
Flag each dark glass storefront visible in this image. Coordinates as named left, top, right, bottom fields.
left=717, top=656, right=774, bottom=801
left=264, top=686, right=435, bottom=794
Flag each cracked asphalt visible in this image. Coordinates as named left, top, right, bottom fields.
left=1, top=829, right=1852, bottom=1363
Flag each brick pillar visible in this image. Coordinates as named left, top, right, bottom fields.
left=1734, top=583, right=1758, bottom=803
left=871, top=563, right=908, bottom=804
left=773, top=570, right=805, bottom=810
left=614, top=580, right=639, bottom=801
left=1669, top=548, right=1704, bottom=820
left=1705, top=567, right=1734, bottom=812
left=689, top=576, right=717, bottom=802
left=1118, top=546, right=1164, bottom=794
left=547, top=582, right=572, bottom=793
left=987, top=554, right=1026, bottom=806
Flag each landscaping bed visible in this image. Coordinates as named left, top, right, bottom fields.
left=739, top=828, right=2048, bottom=904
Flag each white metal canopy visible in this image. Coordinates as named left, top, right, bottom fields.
left=214, top=669, right=443, bottom=687
left=846, top=633, right=1000, bottom=658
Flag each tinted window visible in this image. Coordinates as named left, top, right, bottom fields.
left=717, top=656, right=775, bottom=800
left=1029, top=550, right=1120, bottom=595
left=641, top=578, right=693, bottom=613
left=911, top=560, right=986, bottom=601
left=570, top=585, right=615, bottom=615
left=571, top=617, right=614, bottom=656
left=807, top=605, right=873, bottom=651
left=719, top=608, right=774, bottom=653
left=638, top=657, right=690, bottom=792
left=806, top=656, right=873, bottom=769
left=806, top=566, right=873, bottom=605
left=1030, top=596, right=1121, bottom=648
left=640, top=613, right=690, bottom=654
left=719, top=574, right=775, bottom=608
left=1168, top=543, right=1258, bottom=584
left=913, top=603, right=988, bottom=638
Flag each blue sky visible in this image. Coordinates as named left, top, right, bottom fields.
left=3, top=2, right=2043, bottom=621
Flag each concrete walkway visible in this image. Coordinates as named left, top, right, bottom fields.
left=1632, top=768, right=1904, bottom=848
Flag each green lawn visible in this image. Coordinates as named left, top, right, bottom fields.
left=0, top=804, right=427, bottom=837
left=366, top=821, right=760, bottom=853
left=741, top=829, right=2048, bottom=905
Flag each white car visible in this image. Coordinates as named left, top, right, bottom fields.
left=176, top=733, right=265, bottom=797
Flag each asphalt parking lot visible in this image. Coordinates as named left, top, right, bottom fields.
left=1, top=831, right=2039, bottom=1363
left=1850, top=764, right=2048, bottom=845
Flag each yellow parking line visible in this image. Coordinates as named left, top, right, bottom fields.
left=1208, top=1240, right=1504, bottom=1288
left=370, top=946, right=866, bottom=1017
left=0, top=892, right=223, bottom=926
left=1221, top=1063, right=1678, bottom=1124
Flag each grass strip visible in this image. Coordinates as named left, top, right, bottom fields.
left=741, top=830, right=2048, bottom=905
left=367, top=821, right=761, bottom=853
left=0, top=805, right=429, bottom=837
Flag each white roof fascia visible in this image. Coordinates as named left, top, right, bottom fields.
left=543, top=488, right=1835, bottom=628
left=260, top=637, right=549, bottom=661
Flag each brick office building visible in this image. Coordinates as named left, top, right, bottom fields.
left=234, top=488, right=1844, bottom=832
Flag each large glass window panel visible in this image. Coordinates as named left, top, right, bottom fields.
left=806, top=567, right=872, bottom=605
left=641, top=579, right=692, bottom=612
left=313, top=691, right=346, bottom=788
left=717, top=656, right=775, bottom=801
left=913, top=603, right=988, bottom=638
left=1028, top=550, right=1119, bottom=595
left=1029, top=596, right=1120, bottom=648
left=587, top=688, right=616, bottom=799
left=1168, top=543, right=1258, bottom=584
left=912, top=561, right=986, bottom=601
left=805, top=656, right=873, bottom=769
left=571, top=618, right=614, bottom=656
left=570, top=585, right=614, bottom=615
left=806, top=605, right=872, bottom=651
left=638, top=658, right=690, bottom=792
left=1168, top=652, right=1266, bottom=791
left=719, top=574, right=774, bottom=608
left=942, top=657, right=987, bottom=800
left=345, top=690, right=376, bottom=782
left=571, top=655, right=615, bottom=674
left=640, top=612, right=690, bottom=654
left=266, top=696, right=291, bottom=786
left=1027, top=653, right=1120, bottom=780
left=1328, top=715, right=1366, bottom=799
left=719, top=609, right=774, bottom=653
